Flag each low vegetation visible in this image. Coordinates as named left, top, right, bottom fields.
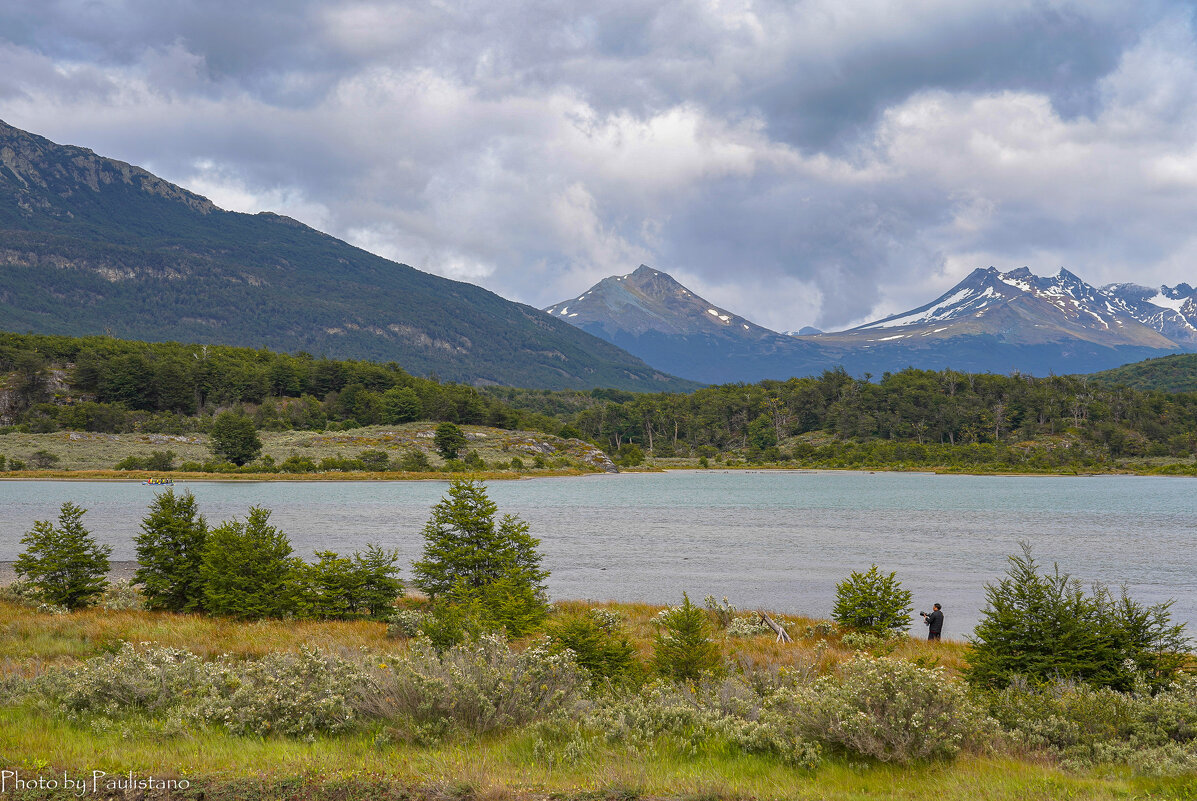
left=1, top=481, right=1193, bottom=798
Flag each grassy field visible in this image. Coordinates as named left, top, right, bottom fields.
left=1, top=599, right=1195, bottom=800
left=0, top=424, right=612, bottom=475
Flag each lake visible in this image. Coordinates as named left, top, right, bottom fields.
left=2, top=471, right=1194, bottom=638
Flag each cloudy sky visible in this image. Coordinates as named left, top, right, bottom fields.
left=2, top=1, right=1196, bottom=331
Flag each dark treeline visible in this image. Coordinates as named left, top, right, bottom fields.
left=6, top=330, right=1197, bottom=469
left=488, top=368, right=1197, bottom=463
left=0, top=331, right=538, bottom=434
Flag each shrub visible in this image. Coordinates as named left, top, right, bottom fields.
left=831, top=564, right=912, bottom=636
left=15, top=502, right=111, bottom=610
left=27, top=643, right=208, bottom=718
left=546, top=612, right=640, bottom=683
left=386, top=609, right=429, bottom=639
left=581, top=678, right=823, bottom=768
left=279, top=454, right=317, bottom=473
left=360, top=635, right=586, bottom=734
left=397, top=449, right=432, bottom=472
left=616, top=444, right=644, bottom=467
left=98, top=581, right=145, bottom=611
left=463, top=450, right=485, bottom=469
left=29, top=449, right=60, bottom=469
left=967, top=543, right=1189, bottom=691
left=200, top=507, right=295, bottom=619
left=651, top=593, right=722, bottom=681
left=115, top=450, right=176, bottom=471
left=795, top=655, right=993, bottom=763
left=134, top=489, right=208, bottom=613
left=359, top=449, right=390, bottom=471
left=195, top=648, right=366, bottom=738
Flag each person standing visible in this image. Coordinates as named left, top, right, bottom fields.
left=922, top=603, right=944, bottom=641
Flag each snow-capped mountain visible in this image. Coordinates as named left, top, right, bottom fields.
left=842, top=267, right=1176, bottom=349
left=547, top=265, right=1187, bottom=383
left=1101, top=282, right=1197, bottom=346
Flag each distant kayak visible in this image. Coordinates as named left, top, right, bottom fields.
left=143, top=477, right=175, bottom=486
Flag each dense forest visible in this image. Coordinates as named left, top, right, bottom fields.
left=0, top=331, right=543, bottom=435
left=488, top=367, right=1197, bottom=469
left=4, top=330, right=1197, bottom=472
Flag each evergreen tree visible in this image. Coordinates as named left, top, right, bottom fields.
left=200, top=507, right=295, bottom=619
left=134, top=489, right=208, bottom=612
left=209, top=411, right=263, bottom=465
left=352, top=544, right=404, bottom=618
left=651, top=592, right=722, bottom=681
left=966, top=543, right=1188, bottom=690
left=831, top=564, right=913, bottom=636
left=434, top=422, right=468, bottom=460
left=412, top=479, right=549, bottom=633
left=15, top=502, right=111, bottom=610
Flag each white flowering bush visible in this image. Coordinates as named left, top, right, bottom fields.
left=361, top=634, right=587, bottom=733
left=386, top=609, right=428, bottom=639
left=581, top=677, right=822, bottom=768
left=794, top=655, right=993, bottom=763
left=99, top=581, right=146, bottom=611
left=27, top=643, right=207, bottom=719
left=193, top=647, right=367, bottom=738
left=725, top=614, right=772, bottom=638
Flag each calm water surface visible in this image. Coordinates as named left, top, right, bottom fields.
left=2, top=471, right=1194, bottom=637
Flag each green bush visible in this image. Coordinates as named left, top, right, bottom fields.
left=795, top=655, right=993, bottom=763
left=987, top=674, right=1197, bottom=774
left=397, top=449, right=432, bottom=472
left=546, top=611, right=640, bottom=683
left=359, top=449, right=390, bottom=471
left=651, top=593, right=722, bottom=681
left=967, top=543, right=1189, bottom=691
left=200, top=507, right=295, bottom=620
left=831, top=564, right=912, bottom=636
left=134, top=489, right=208, bottom=613
left=15, top=501, right=111, bottom=610
left=279, top=455, right=317, bottom=473
left=359, top=635, right=586, bottom=734
left=115, top=450, right=176, bottom=471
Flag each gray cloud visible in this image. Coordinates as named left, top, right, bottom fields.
left=2, top=0, right=1196, bottom=332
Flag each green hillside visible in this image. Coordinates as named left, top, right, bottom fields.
left=1086, top=353, right=1197, bottom=392
left=0, top=120, right=695, bottom=393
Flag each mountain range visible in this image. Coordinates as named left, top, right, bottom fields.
left=546, top=265, right=1196, bottom=383
left=0, top=120, right=695, bottom=392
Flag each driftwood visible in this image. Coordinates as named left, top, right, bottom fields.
left=759, top=612, right=793, bottom=643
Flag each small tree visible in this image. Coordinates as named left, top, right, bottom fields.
left=434, top=422, right=467, bottom=461
left=651, top=592, right=722, bottom=681
left=134, top=489, right=208, bottom=612
left=209, top=411, right=263, bottom=466
left=201, top=507, right=295, bottom=619
left=353, top=544, right=404, bottom=618
left=15, top=502, right=111, bottom=610
left=412, top=479, right=549, bottom=634
left=831, top=564, right=913, bottom=636
left=293, top=551, right=357, bottom=620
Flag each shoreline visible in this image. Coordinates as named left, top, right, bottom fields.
left=0, top=463, right=1193, bottom=481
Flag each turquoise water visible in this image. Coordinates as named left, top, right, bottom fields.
left=2, top=471, right=1194, bottom=637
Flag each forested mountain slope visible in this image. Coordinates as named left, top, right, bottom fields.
left=0, top=121, right=694, bottom=392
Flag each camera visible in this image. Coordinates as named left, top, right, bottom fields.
left=919, top=611, right=928, bottom=617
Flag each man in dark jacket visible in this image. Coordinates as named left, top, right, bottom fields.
left=922, top=603, right=944, bottom=640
